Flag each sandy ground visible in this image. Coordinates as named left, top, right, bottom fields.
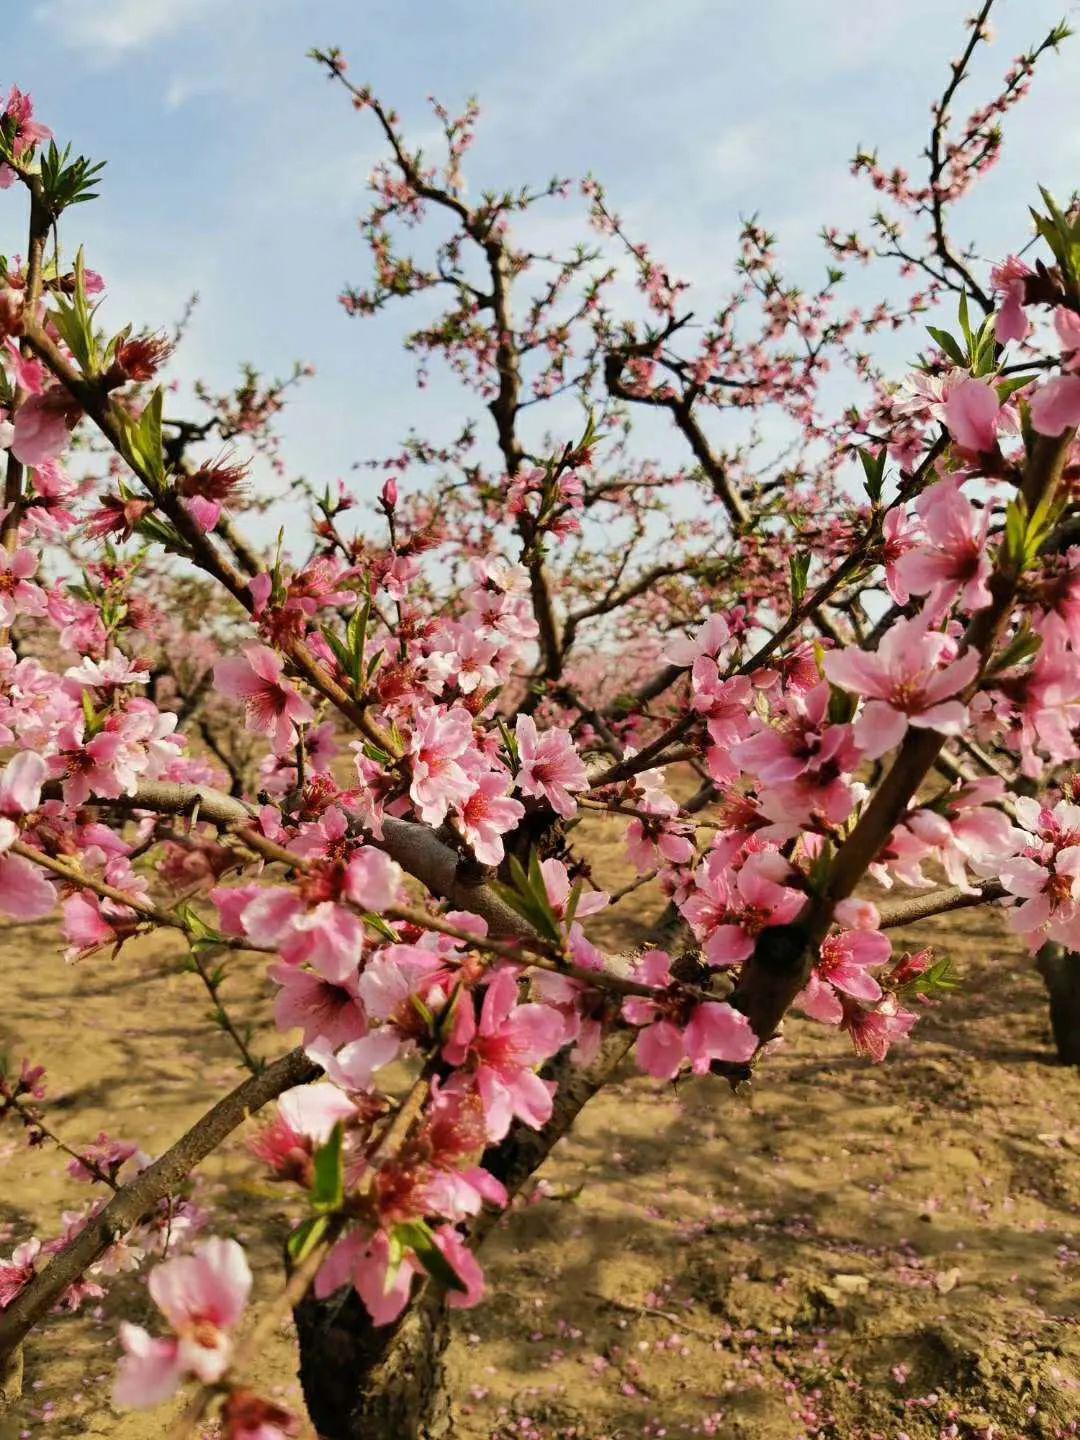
left=1, top=828, right=1078, bottom=1439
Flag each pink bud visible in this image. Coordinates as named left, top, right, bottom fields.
left=381, top=477, right=398, bottom=509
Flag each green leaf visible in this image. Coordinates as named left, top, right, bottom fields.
left=996, top=374, right=1039, bottom=403
left=311, top=1123, right=344, bottom=1213
left=957, top=290, right=972, bottom=350
left=496, top=717, right=519, bottom=764
left=38, top=141, right=106, bottom=218
left=1002, top=496, right=1029, bottom=571
left=175, top=901, right=226, bottom=946
left=1031, top=187, right=1080, bottom=293
left=320, top=624, right=353, bottom=677
left=898, top=952, right=958, bottom=999
left=409, top=992, right=436, bottom=1034
left=563, top=878, right=584, bottom=931
left=789, top=552, right=811, bottom=606
left=988, top=623, right=1043, bottom=676
left=286, top=1214, right=330, bottom=1263
left=806, top=838, right=834, bottom=896
left=135, top=512, right=187, bottom=554
left=493, top=851, right=561, bottom=942
left=81, top=689, right=102, bottom=737
left=971, top=315, right=997, bottom=376
left=122, top=386, right=166, bottom=488
left=391, top=1220, right=467, bottom=1293
left=363, top=912, right=399, bottom=943
left=926, top=325, right=967, bottom=368
left=346, top=592, right=372, bottom=689
left=1003, top=489, right=1066, bottom=572
left=858, top=446, right=887, bottom=504
left=827, top=685, right=858, bottom=726
left=48, top=249, right=100, bottom=372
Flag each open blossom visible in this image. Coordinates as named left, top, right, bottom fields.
left=894, top=480, right=992, bottom=616
left=255, top=1083, right=358, bottom=1186
left=214, top=645, right=315, bottom=755
left=0, top=547, right=46, bottom=627
left=62, top=891, right=140, bottom=959
left=665, top=613, right=730, bottom=667
left=1054, top=306, right=1080, bottom=368
left=270, top=960, right=368, bottom=1049
left=823, top=612, right=978, bottom=759
left=539, top=857, right=609, bottom=921
left=46, top=720, right=143, bottom=806
left=1, top=86, right=52, bottom=159
left=943, top=376, right=1001, bottom=454
left=880, top=506, right=918, bottom=605
left=1029, top=374, right=1080, bottom=438
left=113, top=1238, right=252, bottom=1408
left=630, top=998, right=757, bottom=1080
left=0, top=1238, right=40, bottom=1308
left=991, top=255, right=1033, bottom=344
left=343, top=845, right=402, bottom=912
left=681, top=847, right=806, bottom=965
left=241, top=891, right=364, bottom=983
left=732, top=680, right=861, bottom=825
left=409, top=704, right=475, bottom=825
left=315, top=1222, right=483, bottom=1328
left=999, top=797, right=1080, bottom=948
left=10, top=387, right=80, bottom=467
left=424, top=623, right=501, bottom=696
left=442, top=968, right=565, bottom=1141
left=0, top=752, right=54, bottom=920
left=796, top=929, right=892, bottom=1024
left=514, top=714, right=587, bottom=818
left=901, top=781, right=1020, bottom=891
left=220, top=1390, right=301, bottom=1440
left=623, top=951, right=757, bottom=1078
left=454, top=768, right=525, bottom=866
left=841, top=994, right=917, bottom=1062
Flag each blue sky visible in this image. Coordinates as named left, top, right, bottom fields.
left=3, top=0, right=1079, bottom=531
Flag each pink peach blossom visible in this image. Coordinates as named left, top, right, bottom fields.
left=823, top=611, right=978, bottom=759
left=943, top=377, right=1001, bottom=453
left=514, top=714, right=587, bottom=818
left=442, top=968, right=565, bottom=1140
left=214, top=646, right=315, bottom=755
left=1030, top=374, right=1080, bottom=437
left=114, top=1238, right=251, bottom=1408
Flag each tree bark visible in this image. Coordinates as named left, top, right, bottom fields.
left=1036, top=943, right=1080, bottom=1066
left=293, top=1281, right=452, bottom=1440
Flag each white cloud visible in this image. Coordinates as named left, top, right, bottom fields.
left=709, top=123, right=768, bottom=181
left=34, top=0, right=216, bottom=56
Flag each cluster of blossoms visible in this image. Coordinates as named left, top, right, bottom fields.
left=0, top=18, right=1078, bottom=1433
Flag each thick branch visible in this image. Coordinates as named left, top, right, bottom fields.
left=0, top=1047, right=317, bottom=1360
left=877, top=877, right=1005, bottom=929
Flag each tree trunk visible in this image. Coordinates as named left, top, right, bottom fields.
left=293, top=1281, right=452, bottom=1440
left=1036, top=942, right=1080, bottom=1066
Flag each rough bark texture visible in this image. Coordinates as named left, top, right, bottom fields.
left=1036, top=943, right=1080, bottom=1066
left=293, top=1282, right=451, bottom=1440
